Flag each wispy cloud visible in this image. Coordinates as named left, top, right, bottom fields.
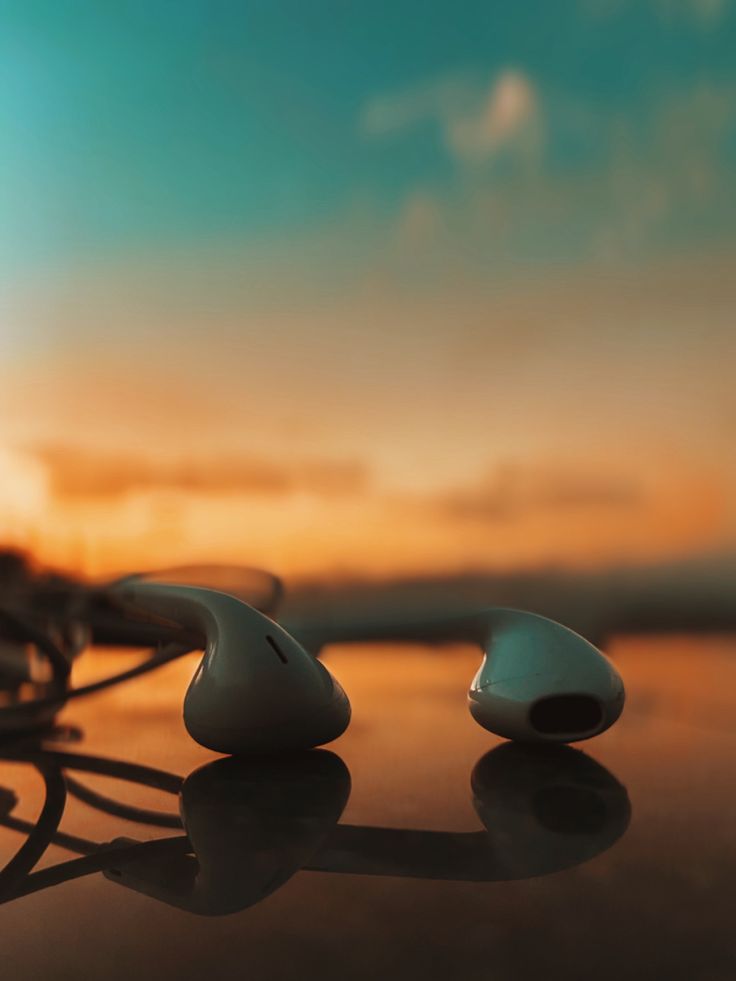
left=375, top=73, right=736, bottom=266
left=426, top=463, right=645, bottom=522
left=445, top=70, right=540, bottom=165
left=31, top=445, right=369, bottom=500
left=359, top=74, right=473, bottom=139
left=582, top=0, right=731, bottom=27
left=360, top=68, right=541, bottom=167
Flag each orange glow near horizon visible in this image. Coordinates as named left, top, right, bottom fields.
left=2, top=254, right=735, bottom=582
left=0, top=440, right=731, bottom=581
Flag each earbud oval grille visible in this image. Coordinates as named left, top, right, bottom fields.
left=529, top=695, right=603, bottom=736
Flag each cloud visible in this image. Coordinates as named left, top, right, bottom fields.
left=592, top=80, right=736, bottom=255
left=394, top=191, right=445, bottom=249
left=445, top=71, right=540, bottom=165
left=382, top=74, right=736, bottom=267
left=582, top=0, right=731, bottom=26
left=31, top=445, right=369, bottom=500
left=681, top=0, right=730, bottom=21
left=429, top=463, right=644, bottom=522
left=358, top=75, right=475, bottom=139
left=360, top=68, right=541, bottom=167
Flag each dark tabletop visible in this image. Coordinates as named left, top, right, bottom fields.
left=1, top=633, right=734, bottom=981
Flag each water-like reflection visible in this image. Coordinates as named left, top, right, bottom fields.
left=308, top=743, right=630, bottom=881
left=107, top=752, right=352, bottom=915
left=0, top=739, right=630, bottom=915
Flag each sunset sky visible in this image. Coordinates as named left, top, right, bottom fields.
left=1, top=1, right=735, bottom=579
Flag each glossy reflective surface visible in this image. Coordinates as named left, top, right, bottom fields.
left=1, top=635, right=735, bottom=980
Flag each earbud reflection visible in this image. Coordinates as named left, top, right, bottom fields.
left=104, top=751, right=351, bottom=915
left=105, top=744, right=629, bottom=913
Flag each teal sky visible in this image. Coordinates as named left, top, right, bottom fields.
left=1, top=1, right=736, bottom=576
left=2, top=0, right=735, bottom=273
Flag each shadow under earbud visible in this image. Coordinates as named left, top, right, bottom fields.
left=309, top=743, right=630, bottom=881
left=104, top=750, right=351, bottom=915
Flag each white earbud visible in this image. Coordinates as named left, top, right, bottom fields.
left=286, top=607, right=625, bottom=743
left=466, top=609, right=624, bottom=742
left=115, top=581, right=623, bottom=750
left=112, top=581, right=351, bottom=754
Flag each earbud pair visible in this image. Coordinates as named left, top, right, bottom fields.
left=113, top=580, right=625, bottom=754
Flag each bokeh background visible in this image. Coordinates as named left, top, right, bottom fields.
left=1, top=0, right=735, bottom=586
